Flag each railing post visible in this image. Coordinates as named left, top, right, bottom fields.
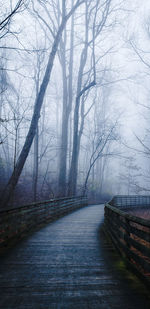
left=125, top=217, right=131, bottom=261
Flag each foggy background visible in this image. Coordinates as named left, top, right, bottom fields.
left=1, top=0, right=150, bottom=207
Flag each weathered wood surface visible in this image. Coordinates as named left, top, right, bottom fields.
left=0, top=196, right=87, bottom=249
left=105, top=203, right=150, bottom=287
left=0, top=205, right=150, bottom=308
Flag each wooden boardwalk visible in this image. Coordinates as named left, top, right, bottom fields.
left=0, top=204, right=150, bottom=309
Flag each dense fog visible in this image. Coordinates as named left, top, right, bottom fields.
left=0, top=0, right=150, bottom=207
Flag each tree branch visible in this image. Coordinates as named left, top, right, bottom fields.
left=77, top=80, right=96, bottom=100
left=0, top=0, right=24, bottom=31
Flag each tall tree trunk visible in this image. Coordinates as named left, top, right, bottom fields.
left=67, top=0, right=112, bottom=196
left=68, top=77, right=96, bottom=196
left=33, top=126, right=39, bottom=201
left=68, top=95, right=80, bottom=196
left=58, top=2, right=74, bottom=196
left=58, top=103, right=69, bottom=195
left=67, top=3, right=89, bottom=196
left=0, top=0, right=84, bottom=207
left=58, top=23, right=68, bottom=196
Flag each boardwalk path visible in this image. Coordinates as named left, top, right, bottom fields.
left=0, top=204, right=150, bottom=308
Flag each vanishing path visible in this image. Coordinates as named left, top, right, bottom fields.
left=0, top=204, right=149, bottom=308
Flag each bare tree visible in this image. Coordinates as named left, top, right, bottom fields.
left=0, top=0, right=85, bottom=207
left=32, top=51, right=44, bottom=202
left=68, top=0, right=113, bottom=196
left=58, top=0, right=75, bottom=196
left=82, top=119, right=119, bottom=195
left=0, top=0, right=25, bottom=39
left=126, top=21, right=150, bottom=192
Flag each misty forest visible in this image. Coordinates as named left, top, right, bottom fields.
left=0, top=0, right=150, bottom=208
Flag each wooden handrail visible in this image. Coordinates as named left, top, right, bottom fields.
left=105, top=203, right=150, bottom=227
left=105, top=198, right=150, bottom=288
left=0, top=195, right=87, bottom=213
left=0, top=196, right=88, bottom=250
left=110, top=195, right=150, bottom=208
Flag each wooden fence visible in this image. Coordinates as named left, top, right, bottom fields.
left=0, top=196, right=87, bottom=250
left=105, top=197, right=150, bottom=287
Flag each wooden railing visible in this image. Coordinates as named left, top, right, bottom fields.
left=105, top=198, right=150, bottom=287
left=110, top=195, right=150, bottom=208
left=0, top=196, right=88, bottom=250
